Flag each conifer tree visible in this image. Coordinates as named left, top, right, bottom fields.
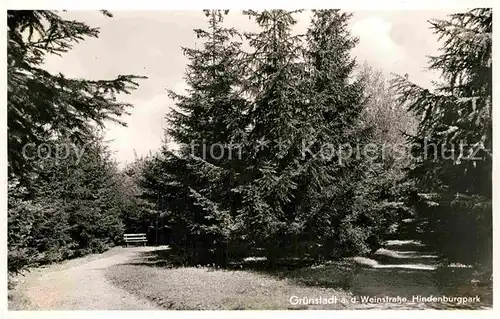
left=8, top=132, right=127, bottom=272
left=161, top=10, right=248, bottom=264
left=298, top=10, right=380, bottom=257
left=232, top=10, right=310, bottom=260
left=7, top=10, right=145, bottom=184
left=7, top=10, right=145, bottom=273
left=392, top=8, right=492, bottom=265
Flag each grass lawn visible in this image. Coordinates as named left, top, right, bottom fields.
left=104, top=263, right=355, bottom=310
left=104, top=247, right=492, bottom=310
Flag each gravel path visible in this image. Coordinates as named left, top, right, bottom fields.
left=12, top=247, right=164, bottom=310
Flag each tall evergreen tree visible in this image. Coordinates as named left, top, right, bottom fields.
left=7, top=10, right=145, bottom=273
left=392, top=8, right=492, bottom=265
left=160, top=10, right=248, bottom=264
left=233, top=10, right=310, bottom=260
left=299, top=10, right=378, bottom=257
left=7, top=10, right=145, bottom=184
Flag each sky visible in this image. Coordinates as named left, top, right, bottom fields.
left=42, top=10, right=453, bottom=167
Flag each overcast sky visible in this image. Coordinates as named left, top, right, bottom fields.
left=42, top=10, right=453, bottom=167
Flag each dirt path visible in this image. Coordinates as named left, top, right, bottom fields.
left=348, top=238, right=491, bottom=309
left=10, top=246, right=164, bottom=310
left=349, top=239, right=442, bottom=309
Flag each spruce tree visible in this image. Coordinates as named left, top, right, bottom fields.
left=7, top=10, right=145, bottom=273
left=7, top=10, right=145, bottom=184
left=299, top=10, right=378, bottom=257
left=160, top=10, right=248, bottom=264
left=392, top=8, right=492, bottom=266
left=233, top=10, right=310, bottom=261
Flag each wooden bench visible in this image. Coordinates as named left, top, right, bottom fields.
left=124, top=233, right=147, bottom=247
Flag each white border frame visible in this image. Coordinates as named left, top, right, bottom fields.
left=1, top=1, right=498, bottom=319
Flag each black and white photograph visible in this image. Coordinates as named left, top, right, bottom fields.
left=5, top=2, right=494, bottom=313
